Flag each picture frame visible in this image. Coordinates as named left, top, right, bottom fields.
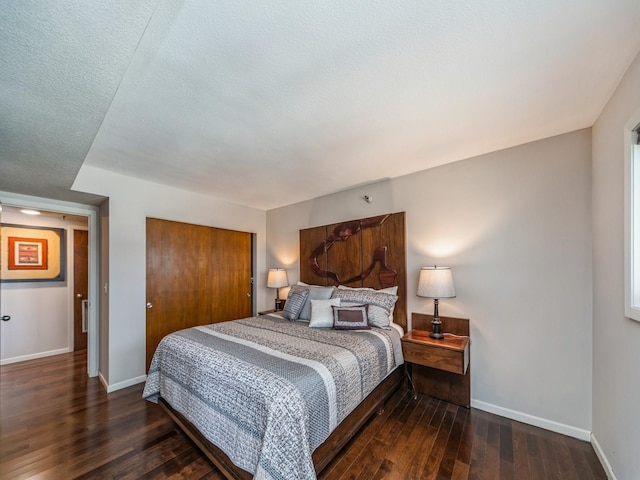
left=1, top=224, right=66, bottom=282
left=8, top=237, right=48, bottom=270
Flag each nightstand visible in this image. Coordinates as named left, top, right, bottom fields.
left=402, top=313, right=471, bottom=407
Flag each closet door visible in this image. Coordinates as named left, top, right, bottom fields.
left=145, top=218, right=252, bottom=370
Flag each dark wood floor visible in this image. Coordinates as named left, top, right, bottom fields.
left=0, top=351, right=606, bottom=479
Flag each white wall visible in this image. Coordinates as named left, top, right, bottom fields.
left=592, top=50, right=640, bottom=479
left=0, top=211, right=88, bottom=363
left=267, top=129, right=593, bottom=438
left=73, top=166, right=267, bottom=390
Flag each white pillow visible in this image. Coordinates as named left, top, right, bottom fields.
left=309, top=298, right=341, bottom=328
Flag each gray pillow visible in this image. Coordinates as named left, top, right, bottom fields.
left=282, top=289, right=309, bottom=321
left=290, top=284, right=335, bottom=320
left=332, top=288, right=398, bottom=329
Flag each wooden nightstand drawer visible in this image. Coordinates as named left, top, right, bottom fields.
left=402, top=337, right=468, bottom=374
left=404, top=314, right=471, bottom=407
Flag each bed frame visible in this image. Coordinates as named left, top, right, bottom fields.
left=160, top=212, right=408, bottom=479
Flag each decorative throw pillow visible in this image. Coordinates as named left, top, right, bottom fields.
left=332, top=289, right=398, bottom=329
left=281, top=289, right=309, bottom=321
left=337, top=284, right=398, bottom=296
left=332, top=304, right=370, bottom=330
left=290, top=284, right=335, bottom=320
left=309, top=298, right=341, bottom=328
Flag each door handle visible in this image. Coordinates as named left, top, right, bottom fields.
left=1, top=315, right=10, bottom=322
left=81, top=300, right=89, bottom=333
left=146, top=302, right=153, bottom=309
left=76, top=293, right=83, bottom=298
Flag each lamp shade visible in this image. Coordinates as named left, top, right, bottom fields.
left=417, top=266, right=455, bottom=299
left=267, top=268, right=288, bottom=288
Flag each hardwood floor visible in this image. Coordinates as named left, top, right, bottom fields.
left=0, top=351, right=607, bottom=479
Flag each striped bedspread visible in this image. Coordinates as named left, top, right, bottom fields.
left=143, top=314, right=403, bottom=480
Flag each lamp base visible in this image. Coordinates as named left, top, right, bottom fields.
left=430, top=307, right=445, bottom=340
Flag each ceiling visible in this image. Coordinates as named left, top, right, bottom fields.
left=0, top=205, right=87, bottom=225
left=2, top=1, right=640, bottom=210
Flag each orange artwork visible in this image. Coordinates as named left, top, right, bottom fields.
left=8, top=237, right=48, bottom=270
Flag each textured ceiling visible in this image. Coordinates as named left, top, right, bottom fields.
left=0, top=1, right=158, bottom=205
left=3, top=1, right=640, bottom=210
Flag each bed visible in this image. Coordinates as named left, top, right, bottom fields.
left=143, top=212, right=408, bottom=479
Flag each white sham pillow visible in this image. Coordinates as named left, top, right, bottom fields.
left=309, top=298, right=341, bottom=328
left=331, top=289, right=398, bottom=329
left=337, top=284, right=398, bottom=295
left=336, top=284, right=398, bottom=324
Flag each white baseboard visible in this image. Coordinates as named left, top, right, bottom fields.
left=98, top=371, right=109, bottom=392
left=99, top=373, right=147, bottom=393
left=0, top=348, right=70, bottom=365
left=591, top=433, right=617, bottom=480
left=471, top=399, right=591, bottom=441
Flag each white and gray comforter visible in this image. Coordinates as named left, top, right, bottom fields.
left=143, top=314, right=403, bottom=480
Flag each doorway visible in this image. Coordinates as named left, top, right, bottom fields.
left=0, top=194, right=99, bottom=376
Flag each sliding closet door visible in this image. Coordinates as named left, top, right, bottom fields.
left=145, top=218, right=252, bottom=370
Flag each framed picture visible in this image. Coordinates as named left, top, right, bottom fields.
left=1, top=224, right=66, bottom=282
left=8, top=237, right=48, bottom=270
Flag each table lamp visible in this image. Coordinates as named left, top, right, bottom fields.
left=417, top=266, right=456, bottom=339
left=267, top=268, right=288, bottom=311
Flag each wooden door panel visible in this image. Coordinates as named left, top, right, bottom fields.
left=146, top=218, right=252, bottom=370
left=73, top=230, right=88, bottom=351
left=147, top=219, right=213, bottom=368
left=209, top=229, right=252, bottom=322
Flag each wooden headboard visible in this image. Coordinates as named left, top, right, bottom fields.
left=299, top=212, right=407, bottom=330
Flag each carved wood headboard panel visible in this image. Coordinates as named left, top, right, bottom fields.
left=299, top=212, right=407, bottom=330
